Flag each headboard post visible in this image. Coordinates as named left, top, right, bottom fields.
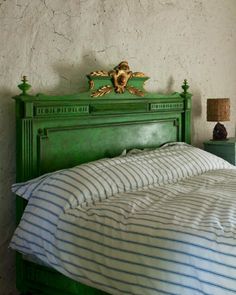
left=181, top=79, right=192, bottom=144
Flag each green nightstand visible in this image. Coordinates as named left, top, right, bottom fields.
left=204, top=137, right=236, bottom=165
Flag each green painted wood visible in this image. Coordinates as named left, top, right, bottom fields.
left=13, top=77, right=192, bottom=295
left=88, top=75, right=149, bottom=93
left=24, top=261, right=109, bottom=295
left=37, top=115, right=181, bottom=174
left=204, top=137, right=236, bottom=165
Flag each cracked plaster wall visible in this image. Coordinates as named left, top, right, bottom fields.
left=0, top=0, right=236, bottom=294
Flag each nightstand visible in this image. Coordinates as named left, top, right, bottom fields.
left=204, top=137, right=236, bottom=165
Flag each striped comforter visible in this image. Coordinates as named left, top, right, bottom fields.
left=10, top=143, right=236, bottom=295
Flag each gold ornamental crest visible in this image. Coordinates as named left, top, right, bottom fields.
left=89, top=61, right=148, bottom=98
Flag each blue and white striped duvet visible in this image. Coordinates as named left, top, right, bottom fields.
left=10, top=143, right=236, bottom=295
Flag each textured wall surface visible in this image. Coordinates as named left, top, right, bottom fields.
left=0, top=0, right=236, bottom=294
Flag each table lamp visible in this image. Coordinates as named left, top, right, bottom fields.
left=207, top=98, right=230, bottom=140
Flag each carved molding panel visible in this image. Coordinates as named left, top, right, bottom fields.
left=35, top=105, right=89, bottom=116
left=150, top=102, right=184, bottom=111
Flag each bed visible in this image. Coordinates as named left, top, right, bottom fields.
left=11, top=62, right=236, bottom=295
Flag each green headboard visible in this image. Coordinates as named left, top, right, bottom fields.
left=14, top=63, right=191, bottom=183
left=13, top=62, right=192, bottom=293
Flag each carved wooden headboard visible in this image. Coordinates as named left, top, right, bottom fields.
left=14, top=61, right=191, bottom=219
left=13, top=62, right=192, bottom=293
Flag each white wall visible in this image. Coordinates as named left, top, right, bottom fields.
left=0, top=0, right=236, bottom=294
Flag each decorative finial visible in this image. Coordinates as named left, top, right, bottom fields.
left=181, top=79, right=189, bottom=94
left=18, top=75, right=31, bottom=95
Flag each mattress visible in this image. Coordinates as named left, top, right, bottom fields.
left=10, top=143, right=236, bottom=295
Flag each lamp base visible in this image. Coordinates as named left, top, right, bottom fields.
left=212, top=122, right=228, bottom=140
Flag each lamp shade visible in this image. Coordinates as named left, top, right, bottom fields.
left=207, top=98, right=230, bottom=122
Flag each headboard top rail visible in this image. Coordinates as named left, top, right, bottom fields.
left=15, top=61, right=191, bottom=101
